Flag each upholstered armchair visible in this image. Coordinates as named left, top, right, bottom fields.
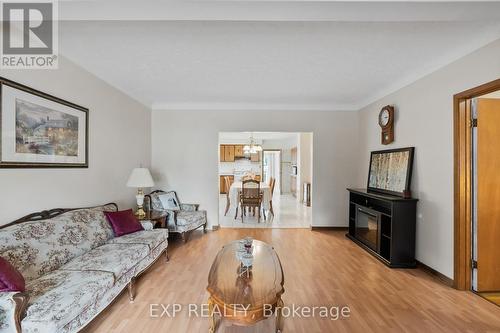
left=145, top=190, right=207, bottom=242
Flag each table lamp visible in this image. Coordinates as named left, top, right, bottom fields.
left=127, top=168, right=155, bottom=218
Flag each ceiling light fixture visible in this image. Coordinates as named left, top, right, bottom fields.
left=243, top=133, right=262, bottom=154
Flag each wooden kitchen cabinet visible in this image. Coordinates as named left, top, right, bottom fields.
left=220, top=144, right=259, bottom=162
left=219, top=145, right=225, bottom=162
left=220, top=175, right=234, bottom=194
left=220, top=144, right=235, bottom=162
left=220, top=176, right=225, bottom=194
left=234, top=145, right=244, bottom=157
left=224, top=145, right=235, bottom=162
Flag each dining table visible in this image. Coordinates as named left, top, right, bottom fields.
left=229, top=181, right=271, bottom=211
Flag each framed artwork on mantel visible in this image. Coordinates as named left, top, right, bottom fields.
left=367, top=147, right=414, bottom=197
left=0, top=77, right=88, bottom=168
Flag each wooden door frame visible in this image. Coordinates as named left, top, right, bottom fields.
left=453, top=78, right=500, bottom=290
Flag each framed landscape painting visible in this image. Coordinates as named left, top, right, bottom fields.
left=0, top=77, right=88, bottom=168
left=367, top=147, right=414, bottom=197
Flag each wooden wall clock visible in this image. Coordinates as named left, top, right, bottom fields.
left=379, top=105, right=394, bottom=145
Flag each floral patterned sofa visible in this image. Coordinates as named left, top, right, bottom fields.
left=0, top=203, right=169, bottom=333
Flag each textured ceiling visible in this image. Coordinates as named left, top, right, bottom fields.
left=57, top=2, right=500, bottom=110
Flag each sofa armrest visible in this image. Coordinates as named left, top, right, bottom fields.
left=180, top=204, right=199, bottom=211
left=140, top=220, right=154, bottom=230
left=0, top=292, right=29, bottom=333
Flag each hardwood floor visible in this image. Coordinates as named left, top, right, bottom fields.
left=83, top=229, right=500, bottom=333
left=479, top=292, right=500, bottom=307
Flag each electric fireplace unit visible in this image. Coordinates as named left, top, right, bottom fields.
left=347, top=188, right=418, bottom=268
left=355, top=206, right=380, bottom=252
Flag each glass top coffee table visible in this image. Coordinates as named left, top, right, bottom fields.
left=206, top=239, right=285, bottom=333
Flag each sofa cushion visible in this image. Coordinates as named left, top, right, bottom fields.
left=23, top=270, right=114, bottom=332
left=167, top=210, right=206, bottom=233
left=0, top=257, right=25, bottom=292
left=0, top=204, right=117, bottom=282
left=176, top=210, right=206, bottom=227
left=107, top=229, right=168, bottom=250
left=150, top=191, right=180, bottom=211
left=158, top=192, right=180, bottom=210
left=104, top=209, right=144, bottom=237
left=60, top=243, right=149, bottom=281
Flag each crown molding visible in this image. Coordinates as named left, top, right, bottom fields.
left=60, top=1, right=500, bottom=22
left=151, top=102, right=357, bottom=112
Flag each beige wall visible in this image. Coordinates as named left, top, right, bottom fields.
left=356, top=38, right=500, bottom=278
left=298, top=132, right=313, bottom=202
left=0, top=56, right=151, bottom=225
left=151, top=110, right=358, bottom=229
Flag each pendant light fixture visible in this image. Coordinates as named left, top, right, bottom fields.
left=243, top=133, right=262, bottom=154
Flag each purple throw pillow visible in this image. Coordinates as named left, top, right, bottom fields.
left=104, top=209, right=144, bottom=237
left=0, top=256, right=25, bottom=292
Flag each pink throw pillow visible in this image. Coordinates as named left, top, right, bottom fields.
left=104, top=209, right=144, bottom=237
left=0, top=256, right=25, bottom=292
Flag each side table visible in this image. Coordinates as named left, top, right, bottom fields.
left=138, top=210, right=168, bottom=229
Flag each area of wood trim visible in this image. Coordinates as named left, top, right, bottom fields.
left=416, top=260, right=454, bottom=287
left=311, top=226, right=349, bottom=231
left=12, top=293, right=29, bottom=333
left=453, top=78, right=500, bottom=290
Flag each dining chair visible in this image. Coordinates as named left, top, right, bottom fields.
left=240, top=174, right=257, bottom=216
left=269, top=177, right=276, bottom=216
left=236, top=179, right=263, bottom=223
left=223, top=176, right=232, bottom=216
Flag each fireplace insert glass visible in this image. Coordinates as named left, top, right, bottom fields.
left=355, top=206, right=380, bottom=252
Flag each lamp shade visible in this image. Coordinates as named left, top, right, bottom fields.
left=126, top=168, right=155, bottom=188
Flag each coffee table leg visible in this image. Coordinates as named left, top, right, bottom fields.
left=208, top=297, right=216, bottom=333
left=276, top=297, right=284, bottom=333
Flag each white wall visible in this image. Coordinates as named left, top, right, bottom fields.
left=356, top=39, right=500, bottom=278
left=298, top=133, right=313, bottom=202
left=151, top=110, right=358, bottom=229
left=0, top=56, right=151, bottom=225
left=262, top=136, right=298, bottom=151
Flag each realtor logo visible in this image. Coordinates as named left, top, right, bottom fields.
left=1, top=0, right=58, bottom=69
